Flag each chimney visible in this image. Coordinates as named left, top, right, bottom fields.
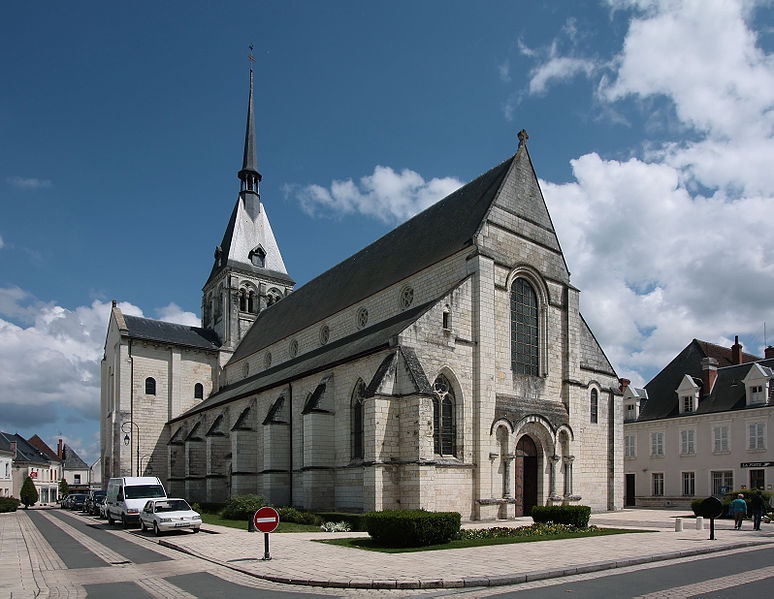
left=10, top=441, right=17, bottom=458
left=701, top=357, right=719, bottom=394
left=619, top=378, right=631, bottom=393
left=765, top=346, right=774, bottom=359
left=731, top=336, right=743, bottom=364
left=57, top=439, right=63, bottom=459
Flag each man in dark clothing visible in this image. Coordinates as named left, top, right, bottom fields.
left=750, top=490, right=766, bottom=531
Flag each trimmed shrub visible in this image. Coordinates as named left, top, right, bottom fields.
left=531, top=505, right=591, bottom=528
left=320, top=521, right=352, bottom=532
left=364, top=509, right=461, bottom=547
left=220, top=494, right=266, bottom=521
left=690, top=499, right=704, bottom=517
left=314, top=511, right=366, bottom=531
left=277, top=506, right=321, bottom=526
left=20, top=477, right=38, bottom=508
left=0, top=497, right=20, bottom=513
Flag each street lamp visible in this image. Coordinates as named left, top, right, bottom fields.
left=139, top=454, right=153, bottom=475
left=121, top=421, right=140, bottom=477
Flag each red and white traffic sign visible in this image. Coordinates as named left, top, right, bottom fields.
left=253, top=506, right=280, bottom=533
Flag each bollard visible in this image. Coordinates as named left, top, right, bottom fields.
left=674, top=517, right=683, bottom=532
left=695, top=516, right=704, bottom=530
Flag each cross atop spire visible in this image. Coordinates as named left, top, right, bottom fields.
left=239, top=44, right=261, bottom=193
left=517, top=129, right=529, bottom=148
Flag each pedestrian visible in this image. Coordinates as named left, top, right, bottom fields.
left=730, top=493, right=747, bottom=530
left=750, top=489, right=766, bottom=531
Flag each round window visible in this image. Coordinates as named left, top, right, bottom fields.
left=357, top=307, right=369, bottom=329
left=400, top=286, right=414, bottom=310
left=289, top=339, right=298, bottom=357
left=320, top=325, right=330, bottom=345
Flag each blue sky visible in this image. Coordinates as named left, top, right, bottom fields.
left=2, top=1, right=774, bottom=464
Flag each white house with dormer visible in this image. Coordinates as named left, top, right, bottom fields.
left=624, top=338, right=774, bottom=507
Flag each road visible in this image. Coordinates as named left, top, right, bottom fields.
left=22, top=508, right=338, bottom=598
left=16, top=507, right=774, bottom=598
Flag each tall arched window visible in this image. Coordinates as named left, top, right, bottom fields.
left=194, top=383, right=204, bottom=399
left=248, top=290, right=255, bottom=313
left=590, top=389, right=599, bottom=423
left=432, top=375, right=456, bottom=456
left=239, top=289, right=247, bottom=311
left=511, top=278, right=539, bottom=376
left=351, top=380, right=365, bottom=460
left=145, top=377, right=156, bottom=395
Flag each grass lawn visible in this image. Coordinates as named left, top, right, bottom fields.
left=315, top=527, right=652, bottom=553
left=200, top=513, right=321, bottom=533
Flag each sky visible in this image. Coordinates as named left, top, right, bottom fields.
left=2, top=0, right=774, bottom=465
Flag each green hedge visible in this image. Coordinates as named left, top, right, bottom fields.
left=314, top=511, right=366, bottom=531
left=278, top=506, right=322, bottom=526
left=220, top=494, right=266, bottom=521
left=364, top=509, right=461, bottom=547
left=0, top=497, right=20, bottom=512
left=531, top=505, right=591, bottom=528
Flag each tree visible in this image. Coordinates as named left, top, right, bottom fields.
left=20, top=476, right=39, bottom=508
left=59, top=478, right=69, bottom=498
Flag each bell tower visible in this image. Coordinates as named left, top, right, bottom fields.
left=202, top=60, right=294, bottom=355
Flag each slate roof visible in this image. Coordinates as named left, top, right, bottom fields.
left=0, top=432, right=53, bottom=465
left=230, top=154, right=516, bottom=363
left=61, top=444, right=88, bottom=470
left=123, top=315, right=221, bottom=350
left=172, top=299, right=437, bottom=423
left=638, top=339, right=763, bottom=421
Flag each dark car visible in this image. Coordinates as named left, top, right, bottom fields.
left=60, top=494, right=72, bottom=509
left=87, top=491, right=107, bottom=515
left=69, top=494, right=88, bottom=510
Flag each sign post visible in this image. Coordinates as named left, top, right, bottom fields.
left=253, top=506, right=280, bottom=560
left=697, top=497, right=723, bottom=540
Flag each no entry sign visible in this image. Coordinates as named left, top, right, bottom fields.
left=253, top=506, right=280, bottom=533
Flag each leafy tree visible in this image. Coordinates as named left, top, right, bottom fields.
left=20, top=476, right=39, bottom=508
left=59, top=478, right=69, bottom=498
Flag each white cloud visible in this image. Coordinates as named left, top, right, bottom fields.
left=156, top=302, right=200, bottom=326
left=288, top=165, right=463, bottom=224
left=508, top=1, right=774, bottom=383
left=7, top=176, right=53, bottom=189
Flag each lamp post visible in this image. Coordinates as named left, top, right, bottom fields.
left=139, top=454, right=152, bottom=475
left=121, top=421, right=140, bottom=477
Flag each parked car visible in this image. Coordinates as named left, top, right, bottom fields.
left=69, top=494, right=88, bottom=511
left=105, top=476, right=167, bottom=528
left=99, top=496, right=109, bottom=519
left=139, top=498, right=201, bottom=536
left=59, top=495, right=72, bottom=509
left=86, top=491, right=107, bottom=515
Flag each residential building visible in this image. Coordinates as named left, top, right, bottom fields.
left=0, top=432, right=61, bottom=503
left=624, top=338, right=773, bottom=507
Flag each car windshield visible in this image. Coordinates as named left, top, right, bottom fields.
left=124, top=485, right=165, bottom=499
left=155, top=500, right=191, bottom=513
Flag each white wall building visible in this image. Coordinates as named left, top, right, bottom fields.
left=624, top=338, right=774, bottom=507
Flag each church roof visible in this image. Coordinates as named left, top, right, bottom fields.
left=638, top=339, right=762, bottom=421
left=230, top=153, right=516, bottom=363
left=172, top=299, right=437, bottom=422
left=122, top=315, right=221, bottom=350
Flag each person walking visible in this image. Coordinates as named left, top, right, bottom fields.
left=750, top=489, right=766, bottom=531
left=730, top=493, right=748, bottom=530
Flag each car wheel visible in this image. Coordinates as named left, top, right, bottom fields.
left=153, top=522, right=161, bottom=537
left=121, top=514, right=128, bottom=529
left=108, top=514, right=114, bottom=525
left=140, top=520, right=146, bottom=532
left=193, top=527, right=200, bottom=533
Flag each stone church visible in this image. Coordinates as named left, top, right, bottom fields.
left=101, top=69, right=624, bottom=519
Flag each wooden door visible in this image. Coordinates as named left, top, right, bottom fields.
left=514, top=435, right=538, bottom=516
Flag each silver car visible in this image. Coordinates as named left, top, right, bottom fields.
left=139, top=498, right=202, bottom=536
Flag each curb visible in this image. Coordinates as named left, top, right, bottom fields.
left=158, top=537, right=774, bottom=590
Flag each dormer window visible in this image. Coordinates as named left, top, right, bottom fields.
left=249, top=246, right=266, bottom=268
left=677, top=374, right=700, bottom=414
left=743, top=363, right=772, bottom=406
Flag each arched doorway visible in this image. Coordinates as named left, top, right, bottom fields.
left=514, top=435, right=538, bottom=516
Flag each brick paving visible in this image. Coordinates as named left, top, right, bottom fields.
left=3, top=507, right=774, bottom=597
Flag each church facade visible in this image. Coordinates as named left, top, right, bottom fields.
left=101, top=70, right=624, bottom=519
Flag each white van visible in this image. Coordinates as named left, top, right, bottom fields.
left=105, top=476, right=167, bottom=528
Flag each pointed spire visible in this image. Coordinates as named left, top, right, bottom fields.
left=238, top=48, right=261, bottom=193
left=517, top=128, right=529, bottom=149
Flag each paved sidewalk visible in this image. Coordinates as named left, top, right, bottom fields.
left=157, top=509, right=774, bottom=590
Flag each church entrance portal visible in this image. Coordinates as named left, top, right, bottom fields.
left=514, top=435, right=538, bottom=516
